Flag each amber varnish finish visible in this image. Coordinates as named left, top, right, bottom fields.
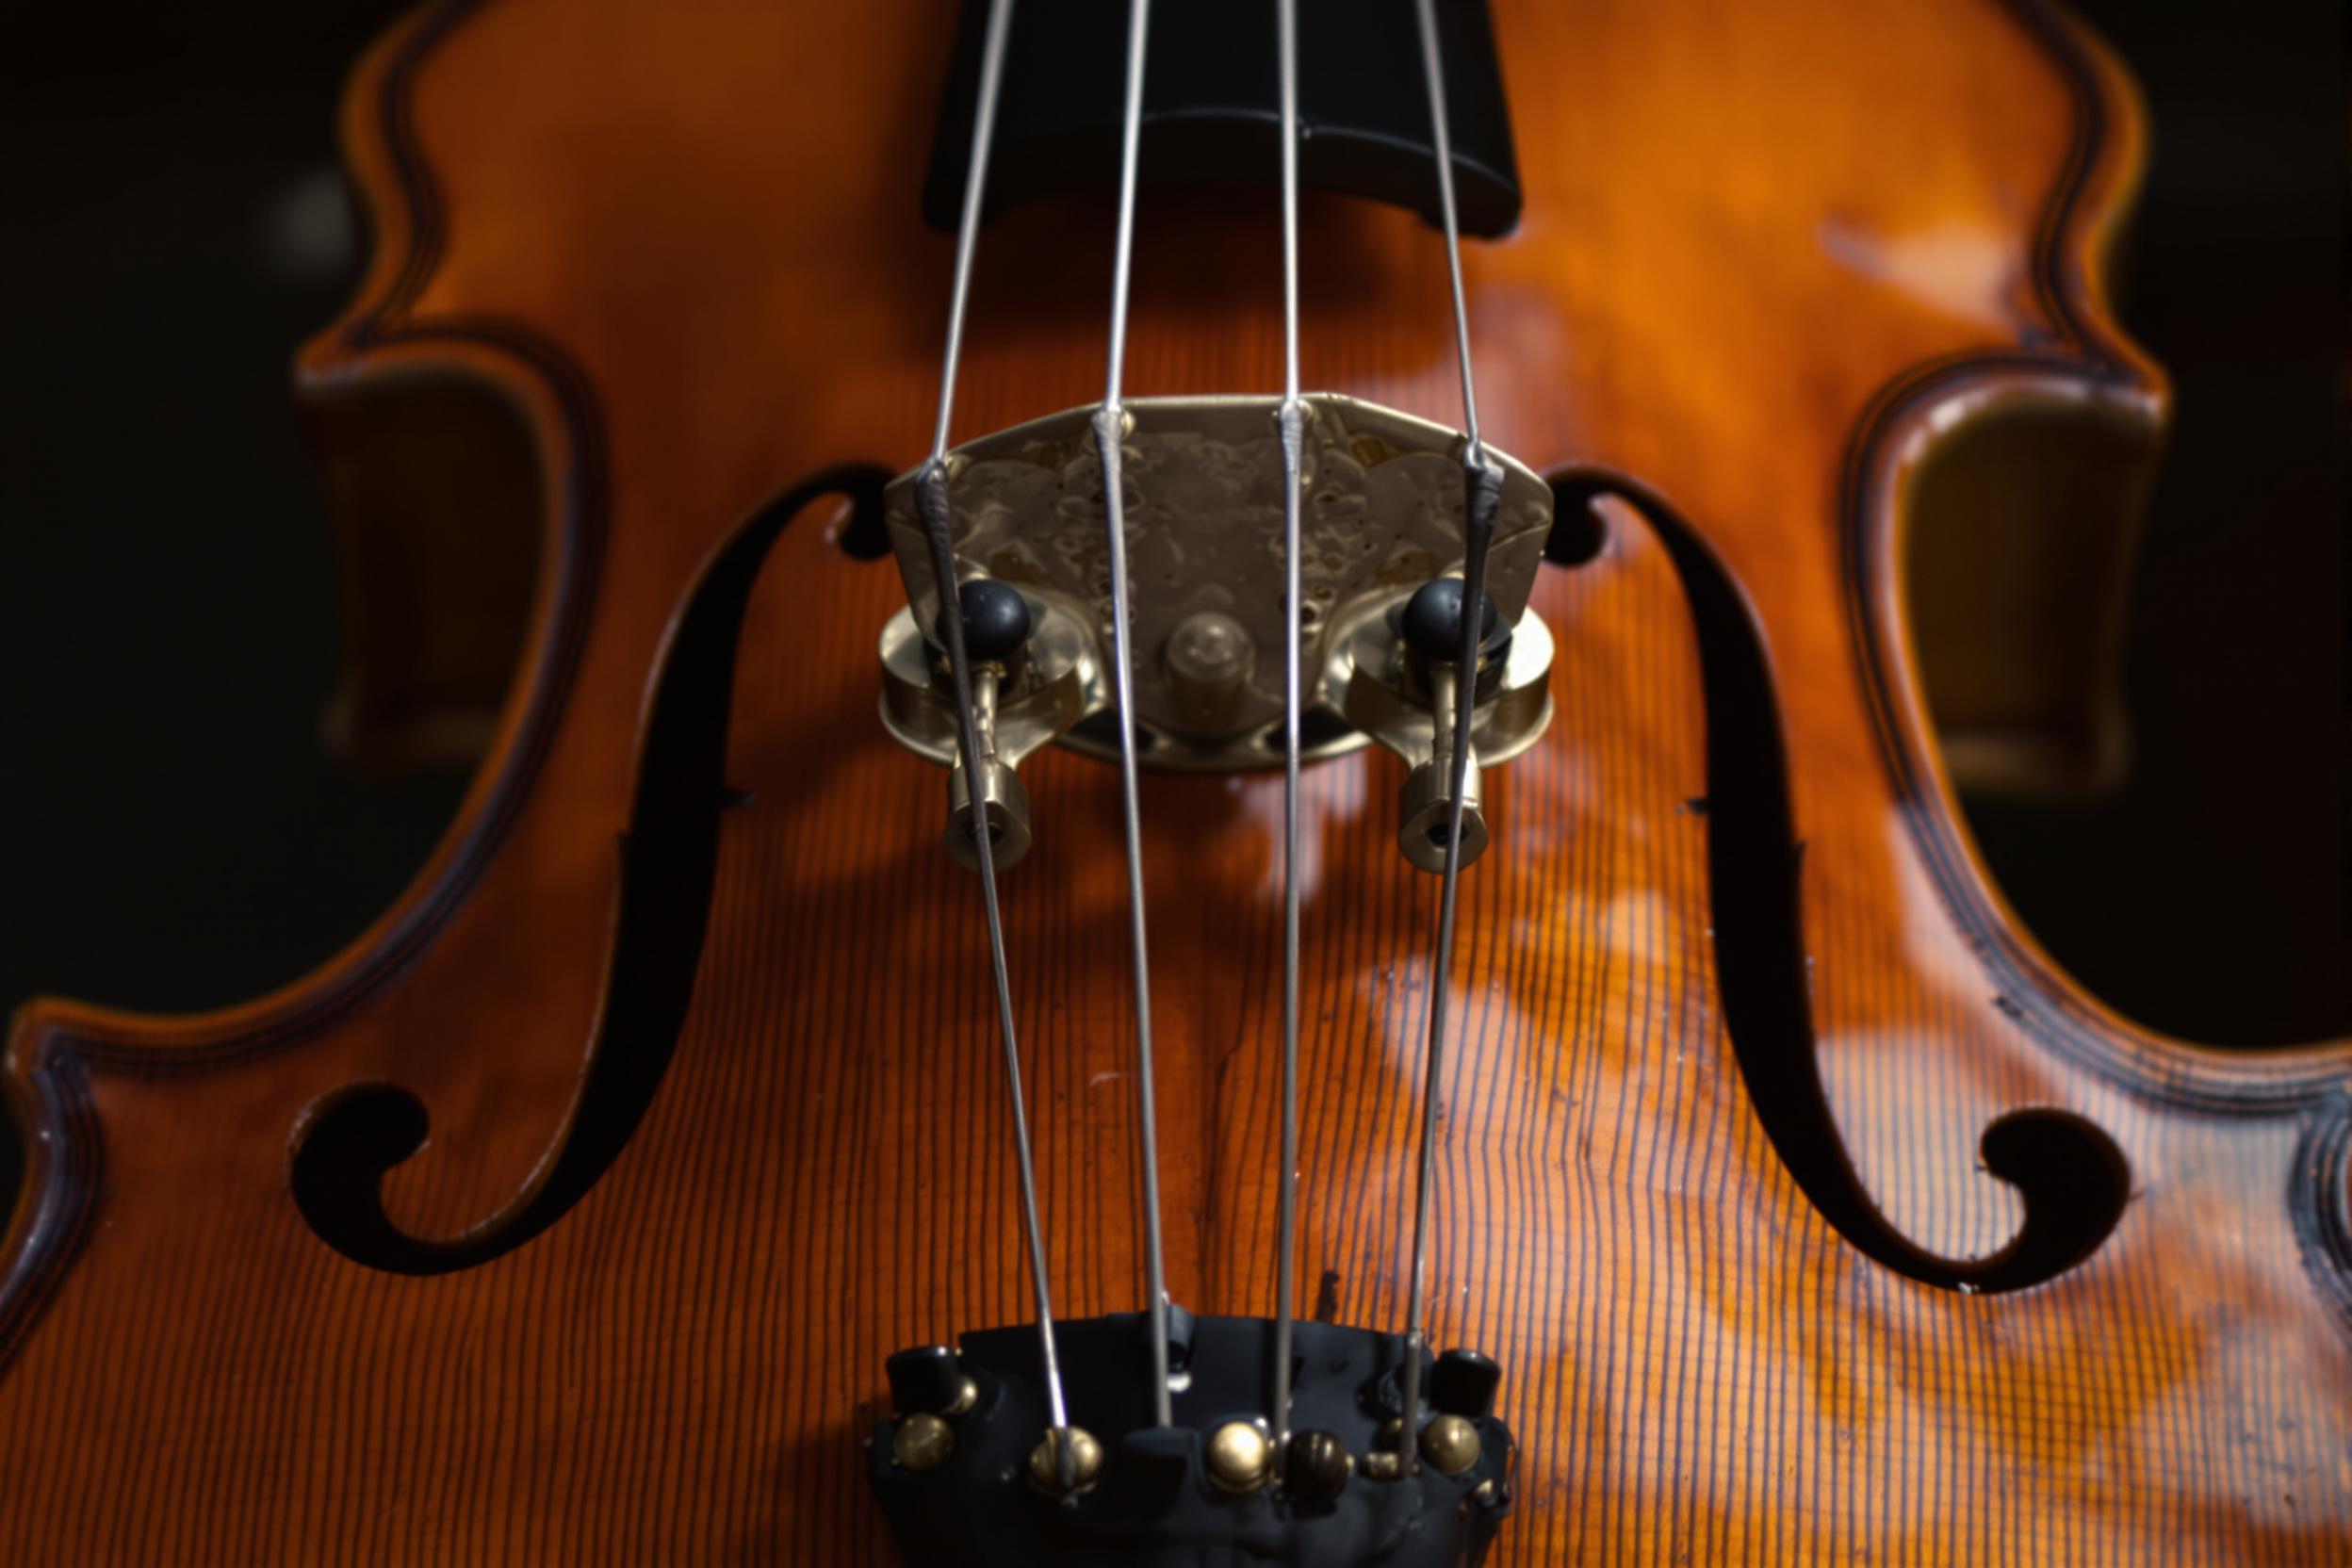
left=4, top=1, right=2347, bottom=1561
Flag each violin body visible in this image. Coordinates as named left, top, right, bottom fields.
left=5, top=1, right=2346, bottom=1561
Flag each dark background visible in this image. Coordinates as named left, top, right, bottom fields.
left=0, top=2, right=2343, bottom=1212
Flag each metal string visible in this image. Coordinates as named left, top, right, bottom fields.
left=1268, top=0, right=1307, bottom=1449
left=1090, top=0, right=1175, bottom=1430
left=1413, top=0, right=1486, bottom=466
left=1395, top=0, right=1502, bottom=1469
left=915, top=0, right=1070, bottom=1436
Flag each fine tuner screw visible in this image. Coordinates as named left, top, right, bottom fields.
left=1389, top=577, right=1509, bottom=874
left=929, top=578, right=1037, bottom=873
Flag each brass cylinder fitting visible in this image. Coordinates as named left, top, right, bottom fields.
left=944, top=755, right=1033, bottom=872
left=1398, top=754, right=1486, bottom=873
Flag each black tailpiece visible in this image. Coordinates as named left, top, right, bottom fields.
left=869, top=1312, right=1515, bottom=1566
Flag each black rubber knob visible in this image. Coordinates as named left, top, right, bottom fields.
left=938, top=579, right=1032, bottom=662
left=885, top=1346, right=964, bottom=1415
left=1399, top=578, right=1499, bottom=663
left=1429, top=1348, right=1502, bottom=1420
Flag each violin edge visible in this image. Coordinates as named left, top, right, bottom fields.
left=1842, top=3, right=2352, bottom=1101
left=0, top=0, right=618, bottom=1362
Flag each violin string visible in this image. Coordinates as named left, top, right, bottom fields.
left=1090, top=0, right=1175, bottom=1430
left=925, top=0, right=1012, bottom=469
left=1413, top=0, right=1486, bottom=467
left=1395, top=0, right=1502, bottom=1467
left=915, top=0, right=1070, bottom=1436
left=1268, top=0, right=1306, bottom=1447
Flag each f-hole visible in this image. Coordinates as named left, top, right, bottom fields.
left=290, top=462, right=892, bottom=1274
left=1548, top=470, right=2130, bottom=1293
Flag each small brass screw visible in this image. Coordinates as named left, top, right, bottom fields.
left=1204, top=1420, right=1274, bottom=1494
left=1420, top=1413, right=1482, bottom=1477
left=1025, top=1426, right=1104, bottom=1497
left=890, top=1413, right=954, bottom=1473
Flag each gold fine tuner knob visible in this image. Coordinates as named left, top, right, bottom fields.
left=1203, top=1420, right=1274, bottom=1494
left=890, top=1412, right=955, bottom=1473
left=1025, top=1426, right=1104, bottom=1497
left=1419, top=1413, right=1482, bottom=1476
